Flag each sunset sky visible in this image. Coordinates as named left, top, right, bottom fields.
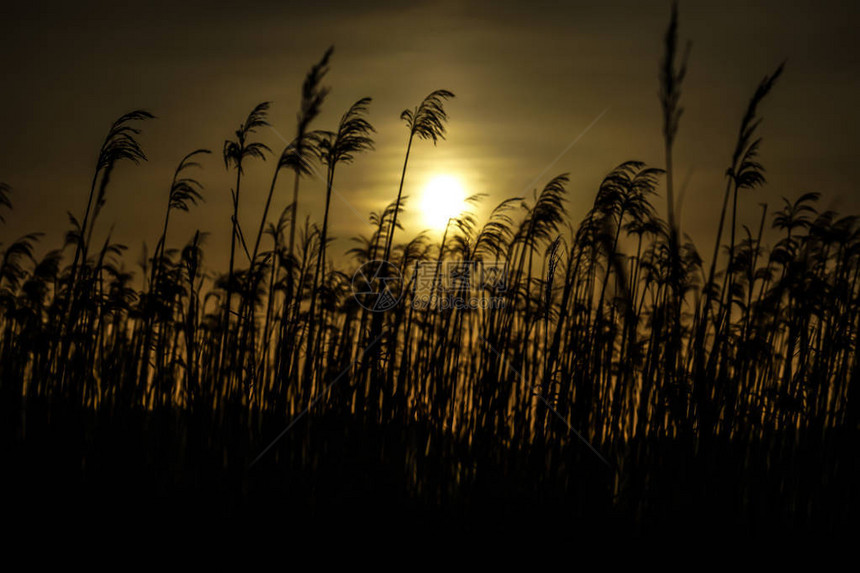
left=1, top=0, right=858, bottom=270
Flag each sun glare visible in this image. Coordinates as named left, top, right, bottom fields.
left=420, top=174, right=467, bottom=231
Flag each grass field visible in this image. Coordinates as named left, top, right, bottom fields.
left=1, top=5, right=856, bottom=537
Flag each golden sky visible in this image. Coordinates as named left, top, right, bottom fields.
left=1, top=0, right=858, bottom=270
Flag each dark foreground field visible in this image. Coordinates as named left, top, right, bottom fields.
left=4, top=396, right=855, bottom=539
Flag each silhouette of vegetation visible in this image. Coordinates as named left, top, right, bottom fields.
left=1, top=5, right=856, bottom=535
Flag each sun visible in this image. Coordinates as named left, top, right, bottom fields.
left=420, top=174, right=467, bottom=231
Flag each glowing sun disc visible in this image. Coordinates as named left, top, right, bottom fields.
left=420, top=174, right=467, bottom=231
